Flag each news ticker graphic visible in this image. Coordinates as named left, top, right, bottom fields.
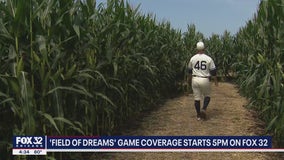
left=13, top=135, right=280, bottom=155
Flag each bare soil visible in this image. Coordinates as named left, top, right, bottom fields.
left=90, top=82, right=283, bottom=160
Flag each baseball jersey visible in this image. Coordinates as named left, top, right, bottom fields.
left=188, top=53, right=216, bottom=77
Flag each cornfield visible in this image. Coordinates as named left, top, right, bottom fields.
left=195, top=0, right=284, bottom=147
left=0, top=0, right=187, bottom=159
left=205, top=0, right=284, bottom=147
left=0, top=0, right=283, bottom=159
left=233, top=0, right=284, bottom=147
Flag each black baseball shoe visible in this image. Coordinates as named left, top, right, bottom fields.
left=200, top=109, right=207, bottom=120
left=197, top=114, right=201, bottom=121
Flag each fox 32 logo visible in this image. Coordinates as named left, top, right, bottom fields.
left=13, top=136, right=45, bottom=148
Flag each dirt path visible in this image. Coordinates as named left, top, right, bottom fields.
left=91, top=82, right=281, bottom=160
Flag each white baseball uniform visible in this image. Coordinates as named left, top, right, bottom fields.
left=188, top=53, right=216, bottom=100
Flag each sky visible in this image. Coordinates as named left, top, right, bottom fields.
left=97, top=0, right=261, bottom=37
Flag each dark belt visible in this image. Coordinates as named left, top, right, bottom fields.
left=192, top=75, right=209, bottom=78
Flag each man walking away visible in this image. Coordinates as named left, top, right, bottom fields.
left=188, top=41, right=218, bottom=121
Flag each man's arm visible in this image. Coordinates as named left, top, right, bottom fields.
left=213, top=75, right=218, bottom=86
left=210, top=68, right=218, bottom=86
left=188, top=68, right=193, bottom=85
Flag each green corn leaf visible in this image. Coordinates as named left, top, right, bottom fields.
left=95, top=92, right=116, bottom=108
left=267, top=116, right=278, bottom=131
left=39, top=111, right=61, bottom=134
left=46, top=86, right=93, bottom=98
left=64, top=64, right=77, bottom=79
left=73, top=24, right=80, bottom=39
left=54, top=117, right=85, bottom=135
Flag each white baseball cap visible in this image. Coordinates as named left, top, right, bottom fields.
left=196, top=41, right=205, bottom=50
